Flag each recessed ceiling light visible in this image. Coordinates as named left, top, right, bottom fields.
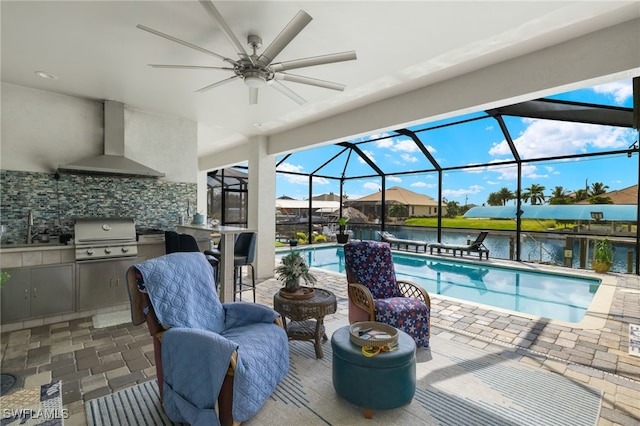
left=35, top=71, right=58, bottom=80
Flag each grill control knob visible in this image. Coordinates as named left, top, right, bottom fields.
left=122, top=247, right=129, bottom=253
left=105, top=248, right=112, bottom=254
left=87, top=249, right=95, bottom=256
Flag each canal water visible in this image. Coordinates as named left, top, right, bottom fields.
left=349, top=225, right=635, bottom=273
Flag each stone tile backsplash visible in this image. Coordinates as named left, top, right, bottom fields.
left=0, top=170, right=196, bottom=244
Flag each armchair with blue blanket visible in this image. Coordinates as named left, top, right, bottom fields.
left=126, top=252, right=289, bottom=426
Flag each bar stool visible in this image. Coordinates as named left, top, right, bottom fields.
left=232, top=232, right=257, bottom=302
left=210, top=232, right=257, bottom=302
left=164, top=231, right=219, bottom=279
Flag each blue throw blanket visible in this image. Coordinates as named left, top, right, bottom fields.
left=133, top=252, right=289, bottom=425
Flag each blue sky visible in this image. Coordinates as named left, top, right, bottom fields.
left=276, top=78, right=637, bottom=206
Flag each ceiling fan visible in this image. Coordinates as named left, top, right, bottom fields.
left=137, top=0, right=357, bottom=105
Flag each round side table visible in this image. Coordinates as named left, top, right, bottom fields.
left=273, top=288, right=337, bottom=358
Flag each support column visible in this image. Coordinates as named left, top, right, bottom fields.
left=248, top=135, right=276, bottom=279
left=196, top=170, right=208, bottom=225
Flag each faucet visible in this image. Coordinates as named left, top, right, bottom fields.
left=26, top=209, right=34, bottom=244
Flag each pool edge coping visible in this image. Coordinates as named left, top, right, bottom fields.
left=291, top=244, right=619, bottom=330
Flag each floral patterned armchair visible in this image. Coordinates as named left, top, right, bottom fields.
left=344, top=240, right=431, bottom=347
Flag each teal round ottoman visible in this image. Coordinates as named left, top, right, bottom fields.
left=331, top=325, right=416, bottom=418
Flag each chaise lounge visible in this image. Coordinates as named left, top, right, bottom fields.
left=428, top=231, right=490, bottom=260
left=378, top=231, right=428, bottom=253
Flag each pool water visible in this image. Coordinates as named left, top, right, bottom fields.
left=277, top=246, right=601, bottom=323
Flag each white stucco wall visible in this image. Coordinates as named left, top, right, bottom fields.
left=0, top=83, right=198, bottom=183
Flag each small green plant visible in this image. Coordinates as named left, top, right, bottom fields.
left=313, top=234, right=327, bottom=244
left=0, top=271, right=11, bottom=287
left=295, top=232, right=309, bottom=244
left=593, top=238, right=613, bottom=273
left=338, top=217, right=349, bottom=234
left=275, top=250, right=317, bottom=292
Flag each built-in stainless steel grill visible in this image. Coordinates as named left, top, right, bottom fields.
left=74, top=217, right=138, bottom=261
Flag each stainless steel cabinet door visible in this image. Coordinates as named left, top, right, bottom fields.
left=77, top=258, right=143, bottom=309
left=1, top=268, right=31, bottom=322
left=78, top=261, right=116, bottom=309
left=30, top=265, right=73, bottom=317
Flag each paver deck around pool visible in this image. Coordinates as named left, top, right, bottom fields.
left=1, top=256, right=639, bottom=425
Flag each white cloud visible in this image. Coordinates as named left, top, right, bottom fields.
left=363, top=181, right=381, bottom=191
left=276, top=162, right=329, bottom=185
left=484, top=163, right=538, bottom=180
left=357, top=149, right=376, bottom=164
left=393, top=139, right=420, bottom=153
left=443, top=185, right=483, bottom=198
left=464, top=164, right=485, bottom=174
left=526, top=173, right=549, bottom=179
left=387, top=176, right=402, bottom=182
left=375, top=138, right=394, bottom=149
left=411, top=181, right=436, bottom=188
left=592, top=80, right=632, bottom=104
left=401, top=153, right=419, bottom=163
left=488, top=119, right=633, bottom=158
left=374, top=136, right=425, bottom=154
left=277, top=162, right=303, bottom=173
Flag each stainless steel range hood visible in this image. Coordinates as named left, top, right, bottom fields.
left=58, top=101, right=165, bottom=177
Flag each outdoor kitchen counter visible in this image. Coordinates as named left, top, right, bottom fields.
left=0, top=244, right=75, bottom=268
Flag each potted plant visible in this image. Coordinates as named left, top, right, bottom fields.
left=288, top=228, right=299, bottom=246
left=592, top=238, right=613, bottom=273
left=336, top=217, right=350, bottom=243
left=275, top=250, right=317, bottom=299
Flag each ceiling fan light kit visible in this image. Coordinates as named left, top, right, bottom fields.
left=138, top=0, right=356, bottom=105
left=244, top=73, right=267, bottom=88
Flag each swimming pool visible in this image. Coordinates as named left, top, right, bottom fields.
left=276, top=246, right=601, bottom=323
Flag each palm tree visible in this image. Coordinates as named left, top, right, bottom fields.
left=522, top=184, right=546, bottom=205
left=589, top=195, right=613, bottom=204
left=590, top=182, right=609, bottom=196
left=445, top=200, right=461, bottom=217
left=574, top=188, right=589, bottom=202
left=388, top=203, right=408, bottom=218
left=549, top=186, right=570, bottom=204
left=497, top=187, right=515, bottom=206
left=487, top=192, right=503, bottom=206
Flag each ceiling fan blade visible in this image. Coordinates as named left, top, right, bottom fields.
left=270, top=80, right=306, bottom=105
left=249, top=87, right=258, bottom=105
left=137, top=24, right=236, bottom=64
left=199, top=0, right=251, bottom=62
left=195, top=75, right=239, bottom=93
left=275, top=73, right=346, bottom=91
left=257, top=10, right=312, bottom=67
left=149, top=64, right=235, bottom=71
left=271, top=50, right=357, bottom=72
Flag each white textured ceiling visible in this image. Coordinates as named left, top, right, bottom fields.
left=2, top=1, right=639, bottom=157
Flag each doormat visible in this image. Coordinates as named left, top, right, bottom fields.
left=0, top=380, right=65, bottom=425
left=630, top=323, right=640, bottom=357
left=92, top=310, right=130, bottom=329
left=1, top=373, right=18, bottom=396
left=85, top=379, right=185, bottom=426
